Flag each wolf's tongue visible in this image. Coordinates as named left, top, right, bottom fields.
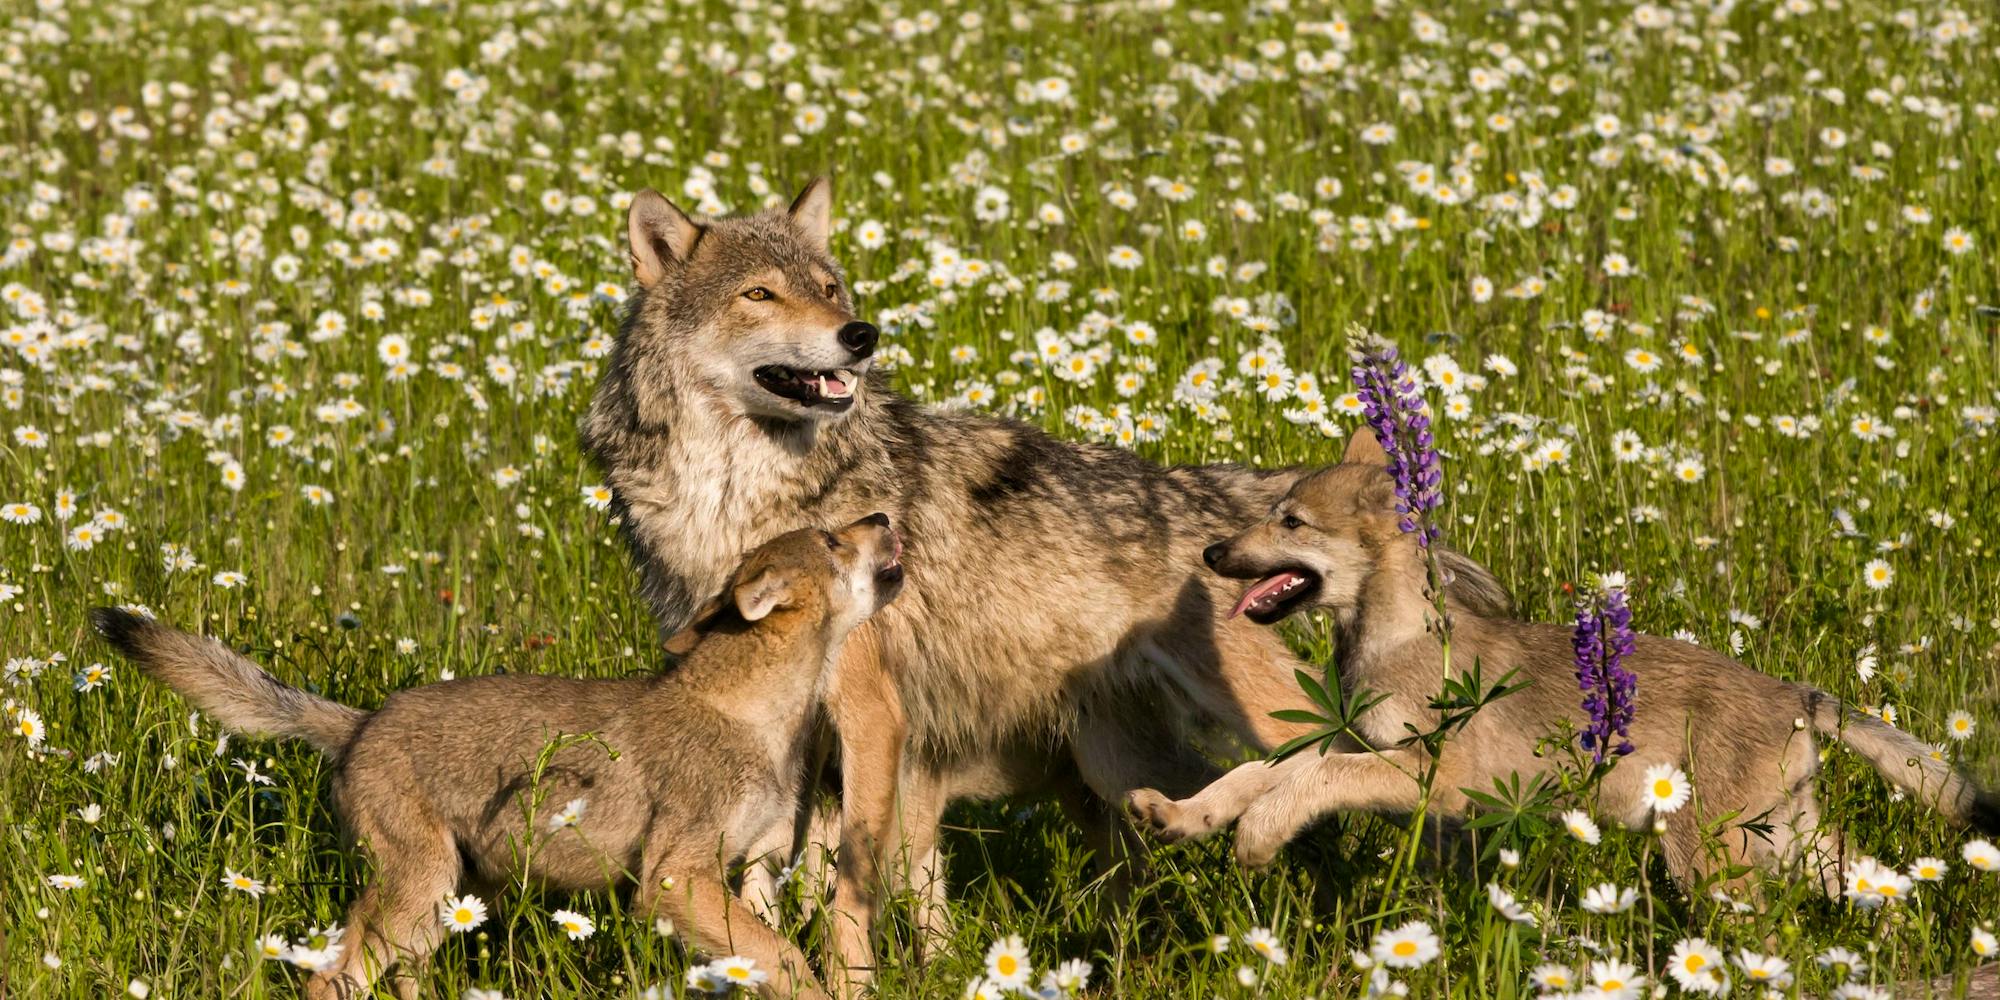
left=1229, top=570, right=1306, bottom=619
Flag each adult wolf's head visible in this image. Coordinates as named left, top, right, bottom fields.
left=611, top=177, right=878, bottom=426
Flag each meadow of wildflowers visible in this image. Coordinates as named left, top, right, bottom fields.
left=5, top=0, right=2000, bottom=995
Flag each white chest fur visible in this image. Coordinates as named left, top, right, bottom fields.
left=613, top=415, right=816, bottom=598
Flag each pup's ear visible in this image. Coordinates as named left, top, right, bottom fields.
left=663, top=593, right=727, bottom=657
left=732, top=568, right=795, bottom=622
left=628, top=189, right=702, bottom=287
left=788, top=176, right=833, bottom=254
left=1341, top=430, right=1390, bottom=467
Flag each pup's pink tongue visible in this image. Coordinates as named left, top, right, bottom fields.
left=1229, top=570, right=1308, bottom=619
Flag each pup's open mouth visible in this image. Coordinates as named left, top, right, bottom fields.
left=1229, top=568, right=1321, bottom=623
left=875, top=531, right=905, bottom=588
left=754, top=365, right=859, bottom=409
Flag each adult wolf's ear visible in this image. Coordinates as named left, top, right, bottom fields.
left=732, top=568, right=796, bottom=622
left=1342, top=429, right=1390, bottom=466
left=628, top=189, right=702, bottom=288
left=788, top=176, right=833, bottom=254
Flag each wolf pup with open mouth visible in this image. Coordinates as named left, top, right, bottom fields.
left=1129, top=432, right=2000, bottom=888
left=91, top=516, right=904, bottom=1000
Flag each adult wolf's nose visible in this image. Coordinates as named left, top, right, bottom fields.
left=838, top=321, right=879, bottom=358
left=1202, top=542, right=1226, bottom=568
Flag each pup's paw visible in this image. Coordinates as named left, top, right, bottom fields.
left=1124, top=788, right=1182, bottom=839
left=1232, top=799, right=1308, bottom=868
left=1125, top=788, right=1220, bottom=843
left=1232, top=822, right=1288, bottom=868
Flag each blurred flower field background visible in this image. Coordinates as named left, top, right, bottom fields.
left=4, top=0, right=2000, bottom=996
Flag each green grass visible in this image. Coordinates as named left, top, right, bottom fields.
left=4, top=0, right=1999, bottom=996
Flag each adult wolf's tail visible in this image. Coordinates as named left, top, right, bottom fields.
left=89, top=608, right=366, bottom=757
left=1807, top=690, right=2000, bottom=832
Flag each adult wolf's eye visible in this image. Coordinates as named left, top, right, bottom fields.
left=1280, top=514, right=1305, bottom=530
left=743, top=287, right=773, bottom=301
left=824, top=282, right=840, bottom=298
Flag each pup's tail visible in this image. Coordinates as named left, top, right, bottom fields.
left=89, top=608, right=366, bottom=757
left=1807, top=690, right=2000, bottom=833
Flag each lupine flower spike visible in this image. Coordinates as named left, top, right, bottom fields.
left=1574, top=586, right=1638, bottom=762
left=1349, top=342, right=1443, bottom=548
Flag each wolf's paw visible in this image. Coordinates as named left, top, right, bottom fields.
left=1125, top=788, right=1216, bottom=843
left=1232, top=801, right=1304, bottom=868
left=1232, top=823, right=1287, bottom=868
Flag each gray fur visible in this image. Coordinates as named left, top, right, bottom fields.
left=583, top=181, right=1515, bottom=981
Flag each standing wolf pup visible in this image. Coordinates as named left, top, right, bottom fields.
left=582, top=177, right=1515, bottom=981
left=91, top=516, right=905, bottom=1000
left=1128, top=435, right=2000, bottom=885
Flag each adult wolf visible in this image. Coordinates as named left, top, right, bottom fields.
left=581, top=177, right=1512, bottom=984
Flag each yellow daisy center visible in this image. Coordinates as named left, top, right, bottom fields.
left=1393, top=941, right=1417, bottom=957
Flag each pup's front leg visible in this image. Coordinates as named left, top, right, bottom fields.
left=1126, top=754, right=1310, bottom=843
left=1233, top=749, right=1429, bottom=867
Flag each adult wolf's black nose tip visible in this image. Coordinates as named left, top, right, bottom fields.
left=1202, top=543, right=1225, bottom=568
left=863, top=512, right=890, bottom=528
left=838, top=321, right=879, bottom=358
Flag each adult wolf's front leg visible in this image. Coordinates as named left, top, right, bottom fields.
left=825, top=628, right=905, bottom=991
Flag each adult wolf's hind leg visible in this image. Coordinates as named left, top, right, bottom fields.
left=1069, top=692, right=1219, bottom=898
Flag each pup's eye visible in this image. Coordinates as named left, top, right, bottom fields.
left=743, top=287, right=774, bottom=301
left=824, top=531, right=840, bottom=550
left=1280, top=514, right=1305, bottom=530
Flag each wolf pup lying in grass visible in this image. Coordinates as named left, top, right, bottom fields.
left=1129, top=433, right=2000, bottom=888
left=90, top=515, right=904, bottom=1000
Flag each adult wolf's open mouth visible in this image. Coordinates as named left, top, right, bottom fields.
left=754, top=365, right=859, bottom=409
left=1229, top=568, right=1320, bottom=623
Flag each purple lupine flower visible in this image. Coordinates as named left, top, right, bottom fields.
left=1573, top=587, right=1638, bottom=763
left=1350, top=346, right=1444, bottom=547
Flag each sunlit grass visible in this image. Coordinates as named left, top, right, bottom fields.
left=4, top=0, right=1999, bottom=995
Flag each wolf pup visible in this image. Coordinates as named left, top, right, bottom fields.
left=1128, top=433, right=1999, bottom=887
left=582, top=178, right=1514, bottom=979
left=90, top=516, right=904, bottom=1000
